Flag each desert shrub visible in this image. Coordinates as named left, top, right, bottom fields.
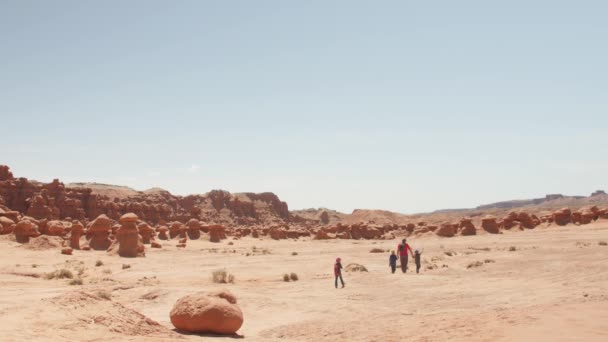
left=97, top=290, right=112, bottom=300
left=283, top=274, right=290, bottom=282
left=122, top=264, right=131, bottom=270
left=599, top=241, right=607, bottom=246
left=467, top=261, right=484, bottom=269
left=45, top=269, right=74, bottom=280
left=484, top=259, right=495, bottom=263
left=212, top=269, right=235, bottom=284
left=69, top=278, right=83, bottom=286
left=292, top=252, right=298, bottom=256
left=508, top=246, right=517, bottom=252
left=102, top=269, right=112, bottom=274
left=228, top=241, right=234, bottom=245
left=31, top=264, right=38, bottom=268
left=345, top=263, right=368, bottom=272
left=370, top=248, right=384, bottom=253
left=95, top=260, right=103, bottom=267
left=290, top=273, right=299, bottom=281
left=444, top=251, right=456, bottom=256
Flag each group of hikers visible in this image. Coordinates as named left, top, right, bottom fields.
left=333, top=238, right=422, bottom=288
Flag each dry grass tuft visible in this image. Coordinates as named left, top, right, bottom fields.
left=45, top=269, right=74, bottom=280
left=122, top=264, right=131, bottom=270
left=69, top=278, right=83, bottom=285
left=97, top=290, right=112, bottom=300
left=599, top=241, right=607, bottom=246
left=290, top=273, right=299, bottom=281
left=283, top=274, right=290, bottom=282
left=95, top=260, right=103, bottom=267
left=509, top=246, right=517, bottom=252
left=212, top=269, right=235, bottom=284
left=370, top=248, right=385, bottom=253
left=467, top=261, right=484, bottom=269
left=345, top=263, right=368, bottom=272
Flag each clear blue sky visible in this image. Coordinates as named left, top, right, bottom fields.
left=1, top=1, right=607, bottom=213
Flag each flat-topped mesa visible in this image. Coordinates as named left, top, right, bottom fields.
left=14, top=219, right=40, bottom=243
left=186, top=219, right=201, bottom=240
left=87, top=214, right=113, bottom=250
left=116, top=213, right=145, bottom=257
left=137, top=222, right=155, bottom=244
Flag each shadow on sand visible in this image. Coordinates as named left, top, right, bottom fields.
left=173, top=329, right=244, bottom=339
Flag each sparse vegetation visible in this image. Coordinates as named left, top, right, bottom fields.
left=122, top=264, right=131, bottom=270
left=45, top=269, right=74, bottom=280
left=292, top=252, right=298, bottom=256
left=468, top=247, right=491, bottom=252
left=444, top=251, right=456, bottom=256
left=95, top=260, right=103, bottom=267
left=290, top=273, right=299, bottom=281
left=69, top=278, right=83, bottom=285
left=103, top=269, right=112, bottom=274
left=599, top=241, right=607, bottom=246
left=97, top=290, right=112, bottom=300
left=345, top=263, right=368, bottom=272
left=212, top=269, right=235, bottom=284
left=228, top=241, right=234, bottom=245
left=31, top=264, right=38, bottom=268
left=509, top=246, right=517, bottom=252
left=484, top=259, right=495, bottom=263
left=370, top=248, right=384, bottom=253
left=467, top=261, right=484, bottom=269
left=283, top=273, right=290, bottom=282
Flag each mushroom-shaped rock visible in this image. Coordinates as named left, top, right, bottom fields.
left=170, top=290, right=243, bottom=335
left=115, top=213, right=145, bottom=257
left=186, top=219, right=201, bottom=240
left=70, top=220, right=85, bottom=249
left=14, top=219, right=40, bottom=243
left=88, top=214, right=113, bottom=250
left=481, top=216, right=500, bottom=234
left=169, top=222, right=185, bottom=239
left=137, top=222, right=155, bottom=244
left=157, top=226, right=169, bottom=240
left=208, top=225, right=226, bottom=243
left=459, top=218, right=476, bottom=236
left=0, top=216, right=15, bottom=235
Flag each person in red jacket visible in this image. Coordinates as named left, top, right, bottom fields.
left=397, top=238, right=414, bottom=273
left=334, top=257, right=345, bottom=288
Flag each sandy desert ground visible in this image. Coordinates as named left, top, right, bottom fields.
left=1, top=222, right=607, bottom=342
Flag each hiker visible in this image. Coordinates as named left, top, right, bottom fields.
left=334, top=257, right=345, bottom=288
left=389, top=250, right=398, bottom=274
left=414, top=249, right=422, bottom=274
left=397, top=238, right=414, bottom=273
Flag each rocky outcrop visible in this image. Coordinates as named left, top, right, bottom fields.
left=88, top=214, right=113, bottom=250
left=208, top=225, right=226, bottom=243
left=0, top=216, right=15, bottom=234
left=459, top=218, right=476, bottom=236
left=138, top=222, right=155, bottom=244
left=436, top=222, right=456, bottom=237
left=14, top=219, right=40, bottom=243
left=481, top=216, right=500, bottom=234
left=70, top=220, right=85, bottom=249
left=115, top=213, right=145, bottom=257
left=170, top=290, right=243, bottom=335
left=186, top=219, right=201, bottom=240
left=553, top=208, right=571, bottom=226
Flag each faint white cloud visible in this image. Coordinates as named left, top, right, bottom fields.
left=147, top=171, right=162, bottom=177
left=187, top=164, right=201, bottom=174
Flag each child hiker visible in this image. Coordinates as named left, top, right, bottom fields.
left=389, top=251, right=398, bottom=274
left=414, top=249, right=423, bottom=274
left=334, top=257, right=345, bottom=288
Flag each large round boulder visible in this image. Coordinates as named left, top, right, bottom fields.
left=170, top=290, right=243, bottom=335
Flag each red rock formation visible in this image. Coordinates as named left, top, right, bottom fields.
left=186, top=219, right=201, bottom=240
left=14, top=219, right=40, bottom=243
left=459, top=218, right=476, bottom=236
left=208, top=225, right=226, bottom=243
left=436, top=222, right=456, bottom=237
left=115, top=213, right=145, bottom=257
left=46, top=220, right=69, bottom=236
left=553, top=208, right=571, bottom=226
left=61, top=247, right=73, bottom=255
left=0, top=216, right=15, bottom=234
left=481, top=216, right=500, bottom=234
left=157, top=226, right=169, bottom=240
left=70, top=220, right=85, bottom=249
left=87, top=214, right=112, bottom=250
left=138, top=222, right=155, bottom=244
left=170, top=290, right=244, bottom=335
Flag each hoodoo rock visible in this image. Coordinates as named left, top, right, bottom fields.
left=46, top=220, right=68, bottom=236
left=157, top=226, right=169, bottom=240
left=70, top=220, right=85, bottom=249
left=186, top=219, right=201, bottom=240
left=169, top=222, right=186, bottom=240
left=459, top=218, right=476, bottom=236
left=115, top=213, right=145, bottom=257
left=14, top=219, right=40, bottom=243
left=137, top=222, right=155, bottom=244
left=208, top=225, right=226, bottom=243
left=87, top=214, right=113, bottom=250
left=481, top=216, right=500, bottom=234
left=170, top=290, right=243, bottom=335
left=436, top=222, right=456, bottom=237
left=553, top=208, right=571, bottom=226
